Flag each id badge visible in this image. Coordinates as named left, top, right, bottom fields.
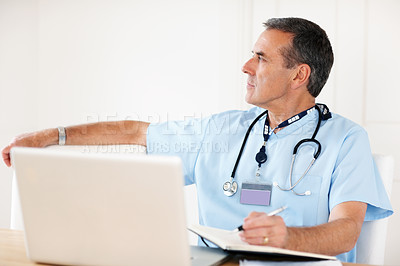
left=240, top=182, right=272, bottom=206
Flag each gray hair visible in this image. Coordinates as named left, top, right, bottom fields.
left=264, top=17, right=334, bottom=97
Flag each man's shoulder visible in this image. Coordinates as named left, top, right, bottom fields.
left=203, top=107, right=264, bottom=134
left=327, top=112, right=368, bottom=136
left=210, top=107, right=264, bottom=121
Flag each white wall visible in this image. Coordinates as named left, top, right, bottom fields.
left=1, top=0, right=399, bottom=264
left=0, top=0, right=247, bottom=227
left=0, top=0, right=39, bottom=232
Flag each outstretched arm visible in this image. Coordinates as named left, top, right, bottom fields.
left=239, top=201, right=367, bottom=256
left=2, top=121, right=149, bottom=167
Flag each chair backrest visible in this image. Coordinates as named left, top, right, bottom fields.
left=355, top=154, right=394, bottom=264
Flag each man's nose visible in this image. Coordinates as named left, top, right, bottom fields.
left=242, top=57, right=255, bottom=76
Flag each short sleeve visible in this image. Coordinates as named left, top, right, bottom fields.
left=329, top=127, right=393, bottom=221
left=146, top=117, right=211, bottom=185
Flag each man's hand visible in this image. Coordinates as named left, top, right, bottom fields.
left=239, top=211, right=288, bottom=248
left=239, top=201, right=367, bottom=256
left=2, top=129, right=58, bottom=167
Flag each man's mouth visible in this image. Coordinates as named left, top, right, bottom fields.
left=247, top=82, right=255, bottom=89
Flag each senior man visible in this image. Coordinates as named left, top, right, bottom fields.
left=2, top=18, right=392, bottom=262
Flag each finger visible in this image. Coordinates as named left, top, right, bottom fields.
left=243, top=211, right=264, bottom=222
left=243, top=214, right=283, bottom=230
left=240, top=226, right=284, bottom=247
left=240, top=216, right=288, bottom=248
left=240, top=234, right=281, bottom=247
left=240, top=235, right=267, bottom=245
left=1, top=145, right=11, bottom=156
left=3, top=156, right=11, bottom=167
left=1, top=146, right=12, bottom=167
left=240, top=226, right=274, bottom=239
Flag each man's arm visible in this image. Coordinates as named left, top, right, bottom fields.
left=2, top=121, right=150, bottom=167
left=239, top=201, right=367, bottom=256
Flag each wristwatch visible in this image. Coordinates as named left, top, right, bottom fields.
left=57, top=126, right=66, bottom=145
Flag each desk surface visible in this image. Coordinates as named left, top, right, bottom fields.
left=0, top=228, right=376, bottom=266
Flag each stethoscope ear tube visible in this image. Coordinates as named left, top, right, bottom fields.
left=293, top=138, right=322, bottom=159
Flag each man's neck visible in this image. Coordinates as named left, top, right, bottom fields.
left=267, top=101, right=315, bottom=130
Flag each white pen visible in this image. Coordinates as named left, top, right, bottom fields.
left=233, top=206, right=287, bottom=232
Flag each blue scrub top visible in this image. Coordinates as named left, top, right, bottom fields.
left=146, top=107, right=393, bottom=262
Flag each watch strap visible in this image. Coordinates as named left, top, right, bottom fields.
left=57, top=126, right=66, bottom=145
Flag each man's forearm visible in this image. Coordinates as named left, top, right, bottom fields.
left=64, top=121, right=149, bottom=146
left=286, top=217, right=361, bottom=255
left=2, top=120, right=150, bottom=167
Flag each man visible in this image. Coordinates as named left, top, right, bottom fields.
left=2, top=18, right=392, bottom=262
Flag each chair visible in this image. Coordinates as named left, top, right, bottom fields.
left=355, top=154, right=394, bottom=265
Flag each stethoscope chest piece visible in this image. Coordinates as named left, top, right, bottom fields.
left=223, top=179, right=238, bottom=196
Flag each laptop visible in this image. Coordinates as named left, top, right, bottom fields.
left=12, top=147, right=227, bottom=266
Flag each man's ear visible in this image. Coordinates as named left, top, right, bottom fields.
left=291, top=64, right=311, bottom=89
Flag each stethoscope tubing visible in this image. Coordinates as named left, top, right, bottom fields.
left=225, top=105, right=325, bottom=197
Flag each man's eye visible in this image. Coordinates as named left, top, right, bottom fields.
left=251, top=52, right=266, bottom=62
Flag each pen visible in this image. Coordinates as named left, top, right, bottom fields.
left=233, top=206, right=287, bottom=232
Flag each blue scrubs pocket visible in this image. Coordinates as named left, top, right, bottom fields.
left=274, top=174, right=323, bottom=227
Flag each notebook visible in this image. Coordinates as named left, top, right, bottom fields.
left=188, top=224, right=337, bottom=261
left=12, top=147, right=197, bottom=266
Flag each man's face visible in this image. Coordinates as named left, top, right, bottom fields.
left=242, top=29, right=297, bottom=109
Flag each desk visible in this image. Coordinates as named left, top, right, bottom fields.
left=0, top=229, right=376, bottom=266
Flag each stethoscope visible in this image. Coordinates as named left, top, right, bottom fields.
left=223, top=104, right=331, bottom=197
